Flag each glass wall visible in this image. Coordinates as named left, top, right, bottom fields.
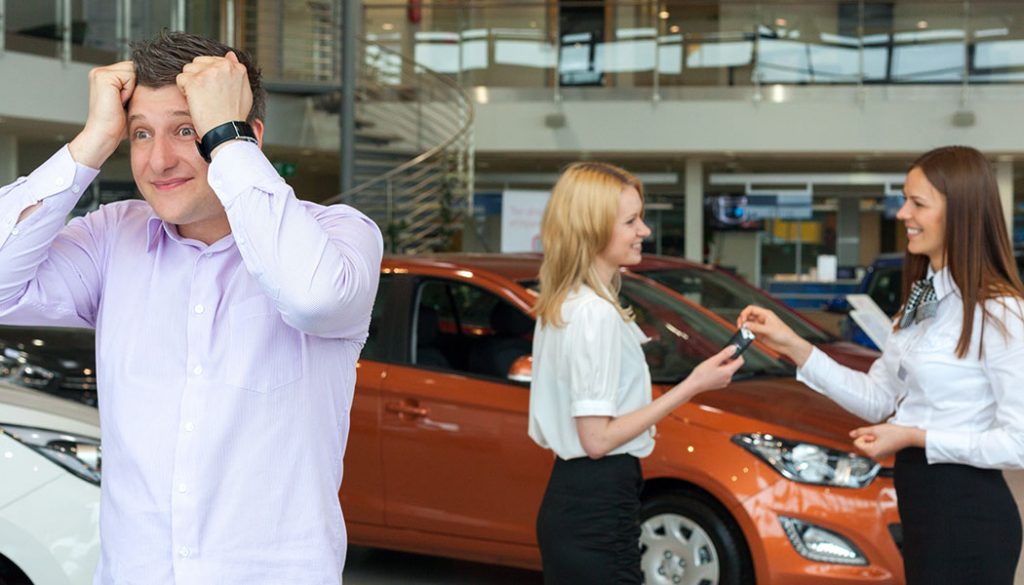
left=358, top=0, right=1024, bottom=92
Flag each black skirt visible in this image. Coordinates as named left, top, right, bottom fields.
left=536, top=454, right=643, bottom=585
left=895, top=447, right=1022, bottom=585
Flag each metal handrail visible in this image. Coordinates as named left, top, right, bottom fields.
left=323, top=38, right=475, bottom=205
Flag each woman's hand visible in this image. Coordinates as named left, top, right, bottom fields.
left=850, top=423, right=926, bottom=459
left=676, top=346, right=745, bottom=399
left=736, top=305, right=813, bottom=366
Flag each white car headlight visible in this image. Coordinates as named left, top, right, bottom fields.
left=1, top=346, right=56, bottom=389
left=733, top=432, right=879, bottom=488
left=0, top=424, right=101, bottom=485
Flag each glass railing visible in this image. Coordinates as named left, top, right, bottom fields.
left=6, top=1, right=1024, bottom=94
left=0, top=0, right=206, bottom=65
left=362, top=0, right=1024, bottom=96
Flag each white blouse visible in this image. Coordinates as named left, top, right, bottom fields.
left=528, top=284, right=655, bottom=460
left=798, top=267, right=1024, bottom=469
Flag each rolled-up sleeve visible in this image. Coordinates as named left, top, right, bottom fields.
left=567, top=299, right=623, bottom=417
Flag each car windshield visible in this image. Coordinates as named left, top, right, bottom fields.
left=640, top=268, right=833, bottom=344
left=521, top=276, right=794, bottom=383
left=866, top=266, right=903, bottom=316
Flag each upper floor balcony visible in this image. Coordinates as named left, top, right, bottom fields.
left=361, top=0, right=1024, bottom=101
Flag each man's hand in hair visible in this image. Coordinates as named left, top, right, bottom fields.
left=175, top=51, right=253, bottom=139
left=69, top=60, right=136, bottom=169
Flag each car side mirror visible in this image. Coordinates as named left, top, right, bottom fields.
left=507, top=355, right=532, bottom=383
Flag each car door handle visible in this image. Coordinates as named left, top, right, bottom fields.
left=385, top=400, right=429, bottom=420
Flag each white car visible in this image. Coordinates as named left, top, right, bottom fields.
left=0, top=381, right=100, bottom=585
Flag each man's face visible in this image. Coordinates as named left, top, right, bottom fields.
left=127, top=85, right=226, bottom=244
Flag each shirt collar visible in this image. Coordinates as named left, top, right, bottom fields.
left=927, top=265, right=958, bottom=301
left=145, top=213, right=236, bottom=254
left=146, top=214, right=166, bottom=253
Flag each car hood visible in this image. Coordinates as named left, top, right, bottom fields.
left=0, top=381, right=100, bottom=436
left=0, top=326, right=95, bottom=375
left=688, top=376, right=867, bottom=447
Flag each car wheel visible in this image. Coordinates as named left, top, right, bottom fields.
left=639, top=491, right=753, bottom=585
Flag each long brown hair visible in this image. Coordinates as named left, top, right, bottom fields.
left=895, top=146, right=1024, bottom=357
left=534, top=162, right=644, bottom=327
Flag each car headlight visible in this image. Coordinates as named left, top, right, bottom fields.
left=0, top=424, right=101, bottom=485
left=1, top=347, right=56, bottom=389
left=0, top=348, right=18, bottom=378
left=732, top=432, right=879, bottom=488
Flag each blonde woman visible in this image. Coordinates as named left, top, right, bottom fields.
left=528, top=162, right=744, bottom=584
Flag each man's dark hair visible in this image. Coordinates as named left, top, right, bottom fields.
left=131, top=30, right=266, bottom=123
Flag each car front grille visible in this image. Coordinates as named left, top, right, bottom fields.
left=60, top=375, right=97, bottom=391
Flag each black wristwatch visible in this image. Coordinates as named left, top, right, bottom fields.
left=196, top=121, right=258, bottom=163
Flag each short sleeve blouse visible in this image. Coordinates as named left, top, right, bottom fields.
left=528, top=285, right=655, bottom=460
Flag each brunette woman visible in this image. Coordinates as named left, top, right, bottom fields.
left=740, top=146, right=1024, bottom=584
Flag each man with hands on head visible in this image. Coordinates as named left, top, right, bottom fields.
left=0, top=31, right=382, bottom=585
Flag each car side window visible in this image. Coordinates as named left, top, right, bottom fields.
left=361, top=276, right=395, bottom=362
left=413, top=279, right=533, bottom=380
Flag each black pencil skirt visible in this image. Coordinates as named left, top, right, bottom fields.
left=536, top=454, right=644, bottom=585
left=895, top=447, right=1022, bottom=585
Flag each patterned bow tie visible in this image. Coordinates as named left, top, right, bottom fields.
left=898, top=276, right=938, bottom=328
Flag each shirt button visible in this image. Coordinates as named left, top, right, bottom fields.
left=10, top=228, right=19, bottom=236
left=178, top=546, right=190, bottom=558
left=55, top=176, right=65, bottom=186
left=236, top=236, right=246, bottom=245
left=71, top=184, right=81, bottom=194
left=184, top=422, right=195, bottom=432
left=178, top=483, right=188, bottom=493
left=193, top=365, right=203, bottom=376
left=194, top=304, right=205, bottom=314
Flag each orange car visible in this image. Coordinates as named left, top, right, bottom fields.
left=342, top=254, right=903, bottom=585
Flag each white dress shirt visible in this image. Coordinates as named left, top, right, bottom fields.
left=798, top=267, right=1024, bottom=469
left=0, top=143, right=383, bottom=585
left=528, top=284, right=655, bottom=460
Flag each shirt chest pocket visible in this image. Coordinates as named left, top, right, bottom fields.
left=911, top=322, right=961, bottom=358
left=225, top=296, right=304, bottom=392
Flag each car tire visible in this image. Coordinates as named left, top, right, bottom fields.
left=639, top=490, right=754, bottom=585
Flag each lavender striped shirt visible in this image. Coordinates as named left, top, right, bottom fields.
left=0, top=143, right=383, bottom=585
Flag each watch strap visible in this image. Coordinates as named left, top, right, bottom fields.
left=196, top=121, right=258, bottom=163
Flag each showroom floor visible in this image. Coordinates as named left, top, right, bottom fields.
left=344, top=546, right=542, bottom=584
left=346, top=474, right=1024, bottom=585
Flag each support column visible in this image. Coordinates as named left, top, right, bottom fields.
left=340, top=0, right=360, bottom=194
left=836, top=197, right=860, bottom=268
left=997, top=159, right=1014, bottom=241
left=684, top=158, right=704, bottom=263
left=0, top=134, right=17, bottom=185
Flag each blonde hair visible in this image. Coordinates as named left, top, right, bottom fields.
left=535, top=161, right=644, bottom=327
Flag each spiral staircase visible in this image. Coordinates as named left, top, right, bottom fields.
left=241, top=2, right=474, bottom=255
